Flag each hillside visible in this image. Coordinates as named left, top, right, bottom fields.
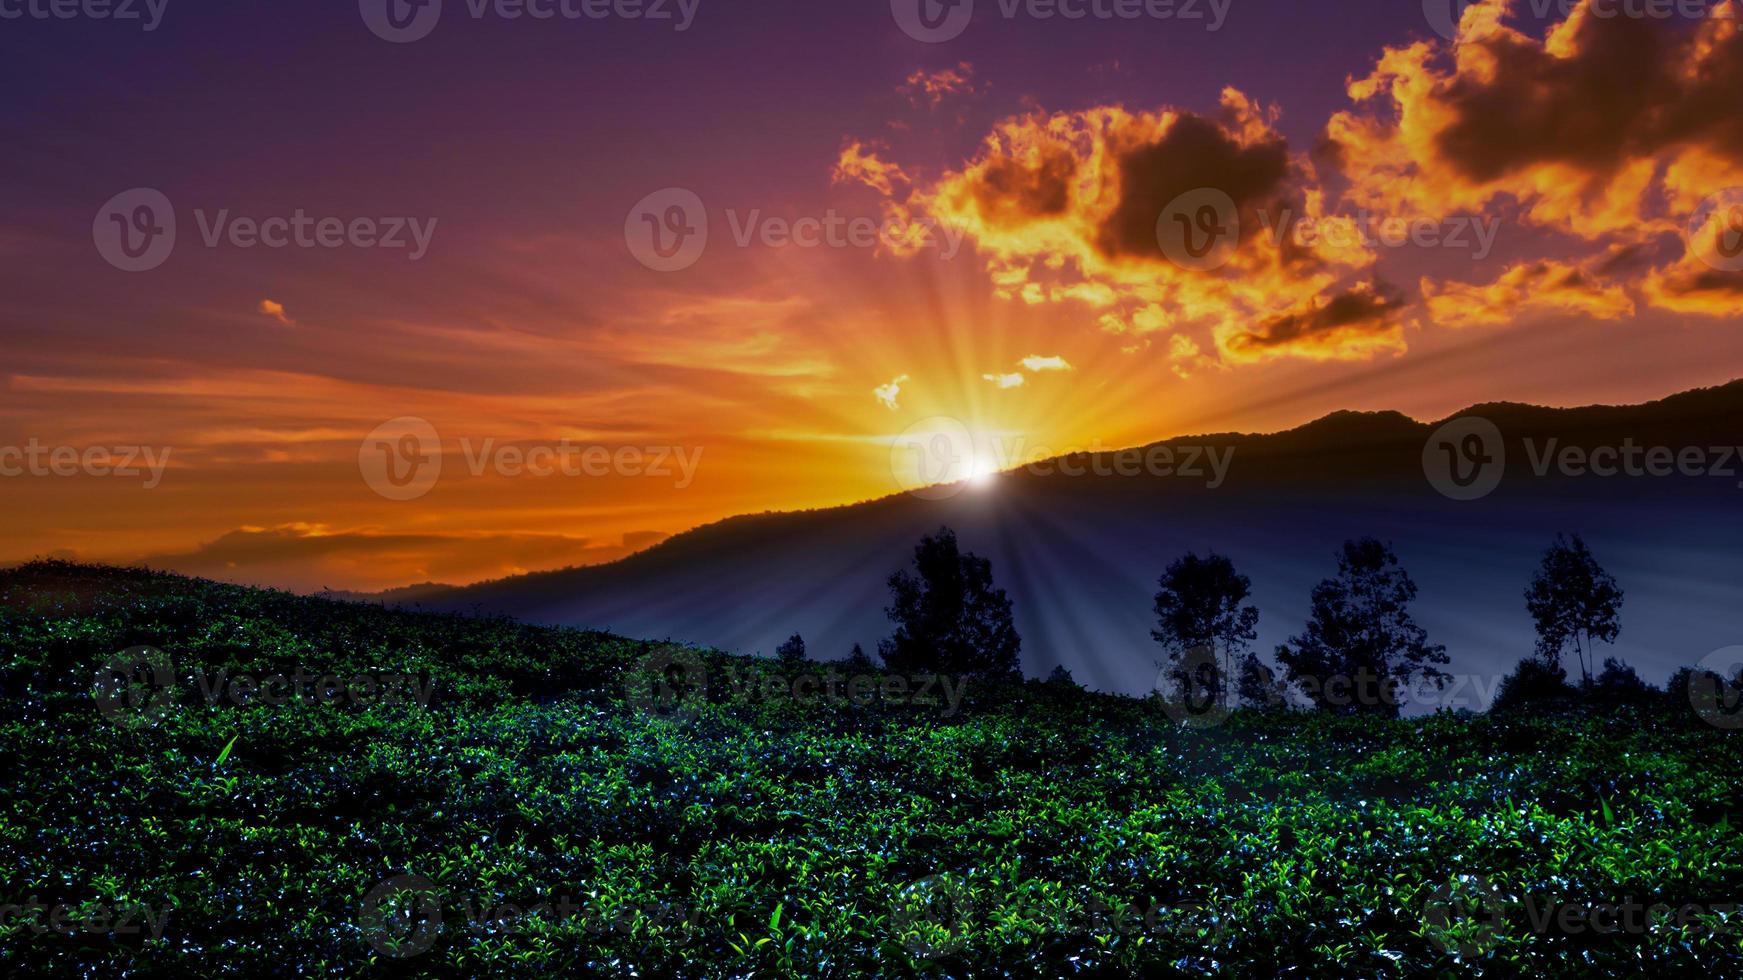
left=408, top=382, right=1743, bottom=698
left=3, top=561, right=1741, bottom=977
left=3, top=561, right=1743, bottom=969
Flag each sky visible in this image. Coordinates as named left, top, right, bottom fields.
left=3, top=0, right=1742, bottom=592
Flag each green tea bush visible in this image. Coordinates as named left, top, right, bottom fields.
left=2, top=561, right=1740, bottom=977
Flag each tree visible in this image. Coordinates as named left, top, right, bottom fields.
left=842, top=643, right=876, bottom=672
left=1151, top=552, right=1260, bottom=708
left=1491, top=656, right=1575, bottom=714
left=1671, top=665, right=1743, bottom=727
left=1236, top=653, right=1290, bottom=711
left=1524, top=534, right=1623, bottom=685
left=1275, top=538, right=1450, bottom=717
left=775, top=633, right=807, bottom=667
left=1045, top=664, right=1080, bottom=689
left=879, top=527, right=1022, bottom=680
left=1589, top=656, right=1653, bottom=706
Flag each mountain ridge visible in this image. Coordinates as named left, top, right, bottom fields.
left=390, top=379, right=1743, bottom=603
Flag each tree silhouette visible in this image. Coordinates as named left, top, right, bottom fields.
left=1151, top=552, right=1260, bottom=707
left=1589, top=656, right=1653, bottom=706
left=1491, top=656, right=1575, bottom=714
left=1236, top=652, right=1290, bottom=711
left=1671, top=664, right=1743, bottom=727
left=1524, top=533, right=1623, bottom=685
left=1275, top=538, right=1450, bottom=717
left=879, top=527, right=1021, bottom=680
left=842, top=643, right=875, bottom=672
left=776, top=633, right=806, bottom=667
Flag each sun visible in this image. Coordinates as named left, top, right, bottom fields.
left=967, top=452, right=1002, bottom=487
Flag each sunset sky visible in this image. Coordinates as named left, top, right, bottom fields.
left=4, top=0, right=1742, bottom=592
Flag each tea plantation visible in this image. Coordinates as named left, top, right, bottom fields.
left=2, top=561, right=1740, bottom=977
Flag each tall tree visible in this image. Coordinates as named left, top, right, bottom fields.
left=1151, top=552, right=1260, bottom=707
left=1236, top=652, right=1290, bottom=711
left=1275, top=538, right=1450, bottom=717
left=879, top=527, right=1022, bottom=680
left=1524, top=533, right=1623, bottom=685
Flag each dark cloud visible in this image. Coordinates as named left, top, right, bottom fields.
left=1096, top=113, right=1291, bottom=261
left=1330, top=1, right=1743, bottom=317
left=1224, top=281, right=1406, bottom=360
left=1433, top=12, right=1677, bottom=181
left=968, top=145, right=1079, bottom=227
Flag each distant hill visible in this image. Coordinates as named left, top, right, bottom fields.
left=405, top=381, right=1743, bottom=702
left=319, top=582, right=456, bottom=605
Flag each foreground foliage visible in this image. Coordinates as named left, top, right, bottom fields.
left=1, top=562, right=1739, bottom=977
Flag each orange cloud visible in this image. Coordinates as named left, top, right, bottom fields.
left=1166, top=333, right=1216, bottom=379
left=1328, top=0, right=1743, bottom=317
left=874, top=374, right=910, bottom=410
left=1220, top=281, right=1408, bottom=364
left=833, top=141, right=912, bottom=198
left=1638, top=189, right=1743, bottom=314
left=842, top=89, right=1394, bottom=364
left=831, top=142, right=939, bottom=257
left=1329, top=1, right=1742, bottom=231
left=899, top=62, right=979, bottom=110
left=1643, top=262, right=1743, bottom=317
left=258, top=298, right=293, bottom=326
left=1422, top=259, right=1637, bottom=328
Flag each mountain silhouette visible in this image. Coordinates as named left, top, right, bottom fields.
left=401, top=381, right=1743, bottom=704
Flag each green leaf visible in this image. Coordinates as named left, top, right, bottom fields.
left=215, top=734, right=240, bottom=769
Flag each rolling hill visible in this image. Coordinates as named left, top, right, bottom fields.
left=403, top=382, right=1743, bottom=703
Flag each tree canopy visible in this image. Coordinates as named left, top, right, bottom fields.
left=879, top=527, right=1022, bottom=680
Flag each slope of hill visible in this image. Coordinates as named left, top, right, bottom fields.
left=4, top=561, right=1741, bottom=977
left=407, top=382, right=1743, bottom=702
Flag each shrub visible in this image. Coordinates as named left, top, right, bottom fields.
left=1492, top=656, right=1577, bottom=714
